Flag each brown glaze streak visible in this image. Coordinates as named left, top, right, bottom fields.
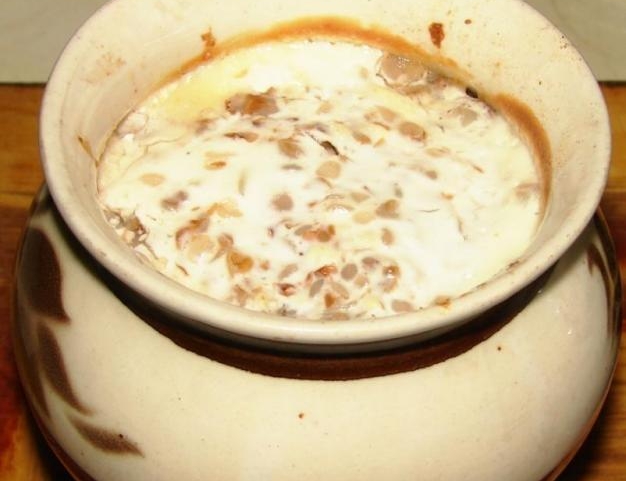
left=70, top=417, right=143, bottom=456
left=489, top=94, right=552, bottom=211
left=428, top=22, right=445, bottom=48
left=592, top=213, right=623, bottom=339
left=109, top=268, right=552, bottom=381
left=17, top=227, right=69, bottom=322
left=37, top=324, right=90, bottom=414
left=587, top=244, right=612, bottom=313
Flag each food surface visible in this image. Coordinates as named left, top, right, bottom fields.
left=97, top=38, right=543, bottom=320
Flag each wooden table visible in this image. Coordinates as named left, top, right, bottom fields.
left=1, top=83, right=625, bottom=480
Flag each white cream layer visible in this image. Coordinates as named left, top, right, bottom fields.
left=97, top=40, right=542, bottom=319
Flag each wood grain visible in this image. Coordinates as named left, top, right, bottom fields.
left=0, top=84, right=625, bottom=480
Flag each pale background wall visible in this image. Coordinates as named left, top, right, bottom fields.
left=1, top=0, right=625, bottom=82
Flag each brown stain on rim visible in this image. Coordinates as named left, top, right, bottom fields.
left=0, top=355, right=19, bottom=473
left=428, top=22, right=445, bottom=48
left=203, top=17, right=452, bottom=61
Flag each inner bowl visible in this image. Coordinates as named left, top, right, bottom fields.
left=40, top=0, right=611, bottom=348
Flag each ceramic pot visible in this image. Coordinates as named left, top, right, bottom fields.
left=13, top=0, right=619, bottom=479
left=12, top=190, right=622, bottom=481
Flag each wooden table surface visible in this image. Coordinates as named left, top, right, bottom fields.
left=1, top=83, right=625, bottom=480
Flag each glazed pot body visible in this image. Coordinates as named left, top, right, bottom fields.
left=13, top=0, right=620, bottom=479
left=13, top=191, right=621, bottom=480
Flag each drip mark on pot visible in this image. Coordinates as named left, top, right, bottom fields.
left=70, top=417, right=143, bottom=456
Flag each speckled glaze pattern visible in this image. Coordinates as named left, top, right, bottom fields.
left=12, top=189, right=621, bottom=480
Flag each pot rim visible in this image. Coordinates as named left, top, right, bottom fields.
left=39, top=0, right=611, bottom=346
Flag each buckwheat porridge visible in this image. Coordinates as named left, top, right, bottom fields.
left=97, top=24, right=546, bottom=320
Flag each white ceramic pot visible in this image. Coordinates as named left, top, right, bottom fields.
left=13, top=189, right=622, bottom=481
left=12, top=0, right=620, bottom=479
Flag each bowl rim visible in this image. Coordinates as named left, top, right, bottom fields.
left=39, top=0, right=612, bottom=346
